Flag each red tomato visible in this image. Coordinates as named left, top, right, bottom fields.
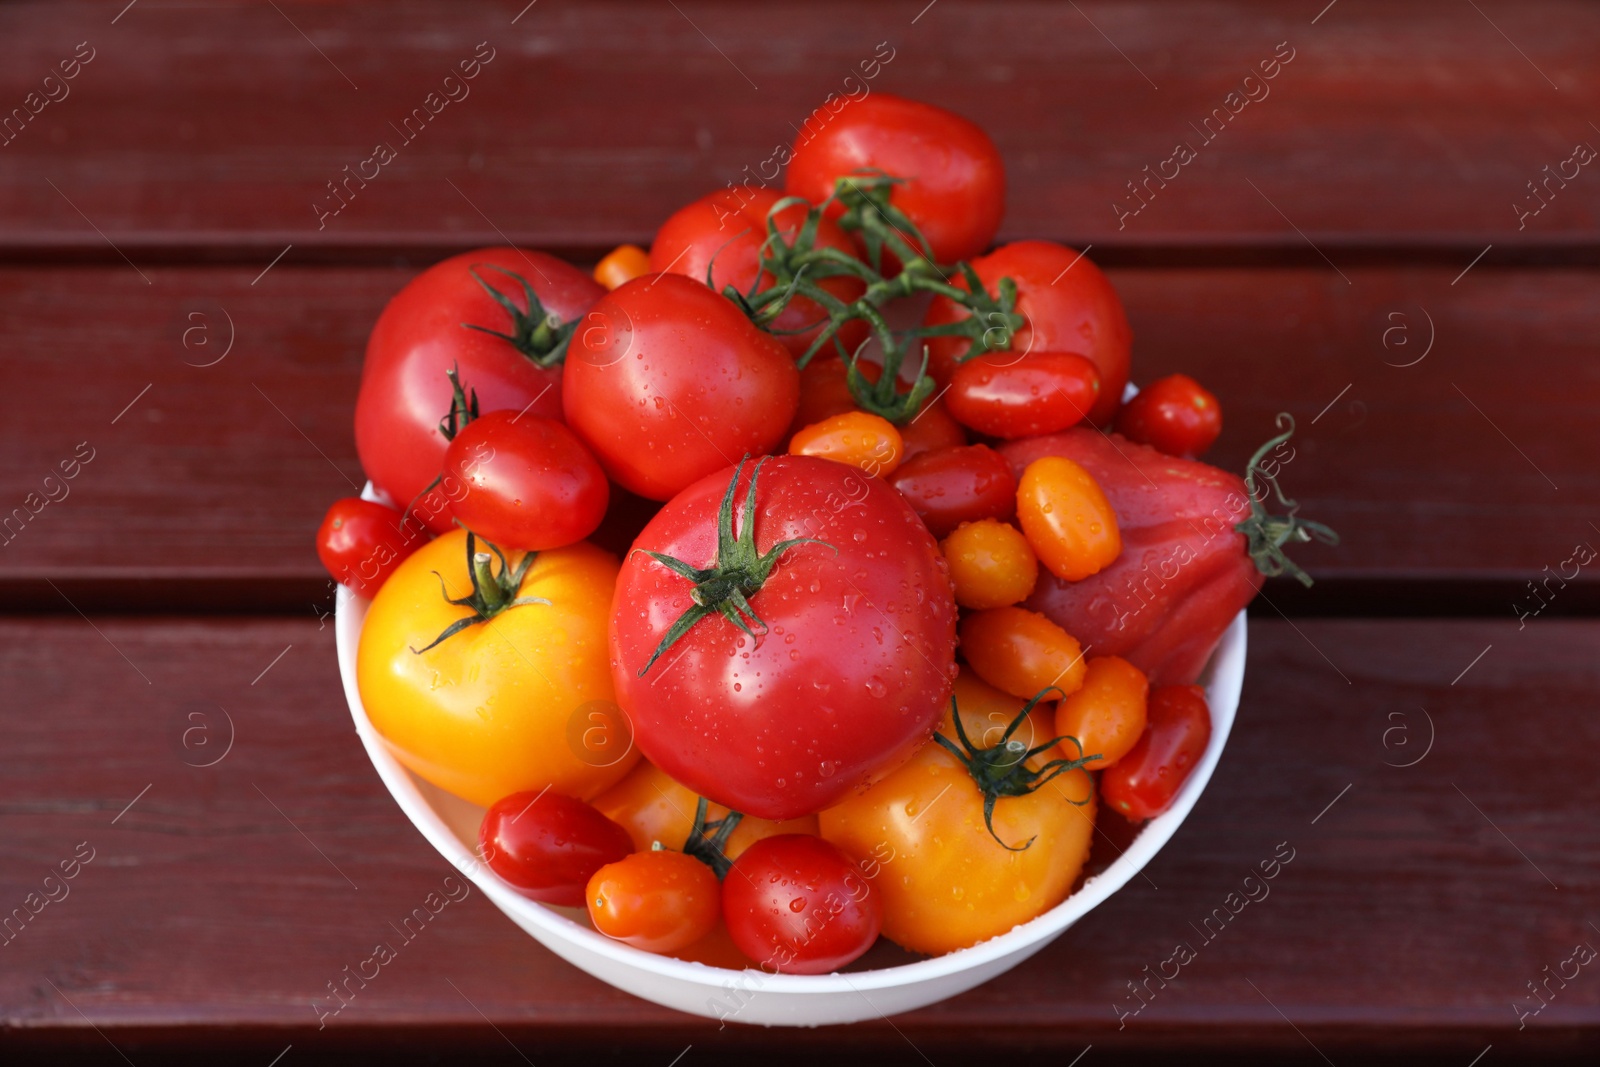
left=923, top=241, right=1131, bottom=425
left=355, top=248, right=604, bottom=533
left=562, top=273, right=800, bottom=502
left=786, top=94, right=1005, bottom=267
left=887, top=444, right=1017, bottom=539
left=479, top=791, right=634, bottom=907
left=946, top=352, right=1100, bottom=439
left=315, top=497, right=426, bottom=596
left=1114, top=374, right=1223, bottom=459
left=611, top=456, right=958, bottom=820
left=443, top=410, right=609, bottom=551
left=722, top=834, right=882, bottom=974
left=651, top=188, right=867, bottom=360
left=1101, top=685, right=1212, bottom=821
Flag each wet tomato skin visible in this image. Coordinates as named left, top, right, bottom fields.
left=946, top=352, right=1100, bottom=439
left=887, top=444, right=1018, bottom=539
left=586, top=849, right=721, bottom=953
left=1101, top=684, right=1212, bottom=820
left=479, top=791, right=634, bottom=907
left=1114, top=374, right=1223, bottom=459
left=722, top=834, right=882, bottom=974
left=316, top=497, right=425, bottom=596
left=443, top=410, right=609, bottom=551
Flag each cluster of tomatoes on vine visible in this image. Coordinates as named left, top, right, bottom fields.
left=318, top=94, right=1334, bottom=974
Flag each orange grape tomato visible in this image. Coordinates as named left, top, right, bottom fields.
left=1053, top=655, right=1149, bottom=770
left=1015, top=455, right=1121, bottom=581
left=593, top=244, right=651, bottom=290
left=789, top=411, right=905, bottom=477
left=941, top=519, right=1039, bottom=609
left=960, top=605, right=1087, bottom=702
left=586, top=849, right=720, bottom=953
left=592, top=759, right=817, bottom=860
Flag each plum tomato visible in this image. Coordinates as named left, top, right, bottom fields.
left=1102, top=684, right=1212, bottom=821
left=316, top=497, right=425, bottom=596
left=789, top=411, right=904, bottom=477
left=1114, top=373, right=1223, bottom=459
left=1016, top=455, right=1122, bottom=581
left=587, top=849, right=721, bottom=953
left=785, top=93, right=1005, bottom=267
left=562, top=273, right=800, bottom=502
left=1053, top=656, right=1148, bottom=771
left=357, top=529, right=637, bottom=807
left=887, top=443, right=1017, bottom=539
left=355, top=248, right=605, bottom=533
left=442, top=410, right=609, bottom=551
left=819, top=683, right=1096, bottom=956
left=479, top=791, right=633, bottom=906
left=946, top=351, right=1100, bottom=439
left=960, top=605, right=1087, bottom=702
left=650, top=187, right=867, bottom=360
left=941, top=519, right=1038, bottom=609
left=593, top=759, right=818, bottom=861
left=611, top=455, right=958, bottom=821
left=594, top=244, right=651, bottom=290
left=722, top=834, right=882, bottom=974
left=922, top=241, right=1131, bottom=425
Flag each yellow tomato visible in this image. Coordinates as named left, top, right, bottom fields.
left=1016, top=455, right=1121, bottom=581
left=819, top=672, right=1096, bottom=956
left=960, top=605, right=1087, bottom=701
left=357, top=529, right=636, bottom=807
left=593, top=244, right=651, bottom=290
left=941, top=518, right=1038, bottom=609
left=593, top=759, right=818, bottom=861
left=1054, top=655, right=1148, bottom=770
left=788, top=410, right=905, bottom=477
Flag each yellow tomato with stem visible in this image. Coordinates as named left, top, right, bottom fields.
left=358, top=528, right=637, bottom=807
left=819, top=668, right=1096, bottom=956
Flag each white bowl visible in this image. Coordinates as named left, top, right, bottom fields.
left=336, top=515, right=1245, bottom=1027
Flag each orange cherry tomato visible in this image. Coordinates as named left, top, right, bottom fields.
left=941, top=519, right=1038, bottom=609
left=593, top=244, right=651, bottom=290
left=1016, top=455, right=1121, bottom=581
left=586, top=849, right=720, bottom=953
left=789, top=411, right=904, bottom=477
left=960, top=606, right=1087, bottom=702
left=786, top=356, right=965, bottom=461
left=1054, top=655, right=1148, bottom=770
left=592, top=759, right=817, bottom=861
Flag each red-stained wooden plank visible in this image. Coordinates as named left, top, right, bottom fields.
left=0, top=617, right=1594, bottom=1062
left=0, top=0, right=1596, bottom=260
left=2, top=264, right=1596, bottom=612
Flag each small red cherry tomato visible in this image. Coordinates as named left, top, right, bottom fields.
left=587, top=849, right=721, bottom=953
left=887, top=444, right=1017, bottom=539
left=1101, top=685, right=1212, bottom=821
left=315, top=497, right=425, bottom=596
left=1113, top=374, right=1223, bottom=459
left=946, top=352, right=1100, bottom=439
left=479, top=791, right=634, bottom=907
left=443, top=409, right=609, bottom=551
left=722, top=834, right=882, bottom=974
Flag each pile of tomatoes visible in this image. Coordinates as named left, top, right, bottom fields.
left=318, top=94, right=1334, bottom=975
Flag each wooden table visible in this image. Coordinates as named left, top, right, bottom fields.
left=3, top=2, right=1596, bottom=1063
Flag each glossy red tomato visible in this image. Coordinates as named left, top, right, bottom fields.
left=611, top=456, right=958, bottom=820
left=946, top=351, right=1100, bottom=439
left=315, top=497, right=426, bottom=596
left=1101, top=685, right=1212, bottom=821
left=887, top=444, right=1017, bottom=539
left=1114, top=374, right=1223, bottom=459
left=355, top=248, right=605, bottom=533
left=442, top=410, right=609, bottom=551
left=923, top=241, right=1131, bottom=425
left=479, top=791, right=634, bottom=906
left=562, top=273, right=800, bottom=502
left=651, top=187, right=867, bottom=360
left=786, top=93, right=1005, bottom=267
left=722, top=834, right=882, bottom=974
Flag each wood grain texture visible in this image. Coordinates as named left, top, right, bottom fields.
left=0, top=617, right=1594, bottom=1062
left=1, top=264, right=1595, bottom=612
left=0, top=0, right=1596, bottom=261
